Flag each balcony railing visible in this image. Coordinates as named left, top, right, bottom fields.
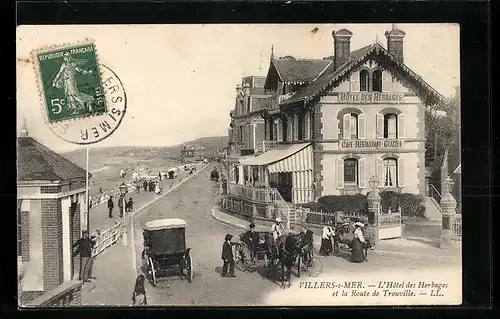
left=263, top=140, right=280, bottom=152
left=227, top=183, right=277, bottom=203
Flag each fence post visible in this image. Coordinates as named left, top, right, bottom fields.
left=440, top=176, right=457, bottom=249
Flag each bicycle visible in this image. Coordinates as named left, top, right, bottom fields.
left=297, top=245, right=323, bottom=277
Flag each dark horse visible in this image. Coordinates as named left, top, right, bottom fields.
left=264, top=233, right=302, bottom=288
left=333, top=223, right=375, bottom=261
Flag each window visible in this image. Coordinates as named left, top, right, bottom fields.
left=360, top=70, right=369, bottom=92
left=383, top=158, right=398, bottom=186
left=304, top=112, right=311, bottom=140
left=372, top=70, right=382, bottom=92
left=344, top=159, right=358, bottom=184
left=384, top=114, right=398, bottom=138
left=343, top=113, right=358, bottom=139
left=293, top=114, right=299, bottom=141
left=246, top=97, right=251, bottom=113
left=239, top=126, right=244, bottom=143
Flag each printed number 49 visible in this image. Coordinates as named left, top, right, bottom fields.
left=51, top=98, right=66, bottom=115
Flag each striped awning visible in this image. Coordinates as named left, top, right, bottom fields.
left=240, top=143, right=313, bottom=173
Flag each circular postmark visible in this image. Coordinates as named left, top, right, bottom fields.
left=47, top=64, right=127, bottom=145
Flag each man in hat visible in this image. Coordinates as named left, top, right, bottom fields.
left=107, top=196, right=114, bottom=218
left=271, top=217, right=285, bottom=241
left=243, top=223, right=259, bottom=261
left=221, top=234, right=236, bottom=277
left=72, top=230, right=97, bottom=282
left=300, top=224, right=315, bottom=264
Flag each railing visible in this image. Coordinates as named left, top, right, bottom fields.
left=227, top=183, right=276, bottom=203
left=270, top=188, right=292, bottom=229
left=262, top=140, right=280, bottom=152
left=91, top=221, right=122, bottom=257
left=304, top=209, right=367, bottom=226
left=452, top=214, right=462, bottom=240
left=428, top=184, right=443, bottom=206
left=292, top=188, right=314, bottom=204
left=378, top=206, right=402, bottom=228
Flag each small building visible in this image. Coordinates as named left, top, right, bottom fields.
left=181, top=145, right=206, bottom=161
left=17, top=127, right=88, bottom=305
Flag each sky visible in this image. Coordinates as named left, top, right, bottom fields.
left=16, top=24, right=460, bottom=153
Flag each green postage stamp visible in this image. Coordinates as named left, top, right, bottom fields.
left=32, top=40, right=107, bottom=123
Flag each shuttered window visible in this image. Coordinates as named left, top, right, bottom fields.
left=360, top=70, right=369, bottom=92
left=343, top=113, right=360, bottom=139
left=344, top=159, right=358, bottom=184
left=372, top=70, right=382, bottom=92
left=383, top=158, right=398, bottom=187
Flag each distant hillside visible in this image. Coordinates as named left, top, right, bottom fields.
left=62, top=136, right=228, bottom=166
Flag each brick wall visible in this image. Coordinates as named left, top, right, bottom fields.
left=71, top=203, right=81, bottom=279
left=41, top=198, right=63, bottom=291
left=21, top=211, right=30, bottom=262
left=41, top=186, right=61, bottom=194
left=22, top=281, right=83, bottom=307
left=312, top=103, right=324, bottom=200
left=20, top=291, right=45, bottom=305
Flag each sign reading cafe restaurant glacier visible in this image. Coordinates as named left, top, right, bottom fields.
left=340, top=139, right=404, bottom=149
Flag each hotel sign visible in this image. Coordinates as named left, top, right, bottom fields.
left=340, top=140, right=404, bottom=149
left=338, top=92, right=404, bottom=103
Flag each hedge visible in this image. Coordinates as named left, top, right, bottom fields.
left=302, top=192, right=426, bottom=218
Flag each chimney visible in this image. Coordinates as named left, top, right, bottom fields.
left=332, top=29, right=353, bottom=70
left=385, top=24, right=406, bottom=63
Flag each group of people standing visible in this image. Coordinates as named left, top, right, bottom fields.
left=106, top=196, right=134, bottom=218
left=319, top=220, right=369, bottom=263
left=142, top=180, right=158, bottom=193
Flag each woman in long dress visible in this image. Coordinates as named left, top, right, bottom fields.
left=52, top=52, right=95, bottom=115
left=351, top=222, right=367, bottom=263
left=319, top=220, right=334, bottom=256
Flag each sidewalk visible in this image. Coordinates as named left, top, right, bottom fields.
left=211, top=206, right=461, bottom=264
left=88, top=167, right=193, bottom=234
left=81, top=162, right=208, bottom=305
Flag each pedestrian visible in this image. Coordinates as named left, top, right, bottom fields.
left=319, top=220, right=335, bottom=256
left=107, top=196, right=114, bottom=218
left=243, top=223, right=259, bottom=261
left=351, top=222, right=367, bottom=263
left=72, top=230, right=96, bottom=282
left=143, top=181, right=147, bottom=192
left=221, top=234, right=236, bottom=277
left=131, top=274, right=147, bottom=306
left=300, top=224, right=314, bottom=263
left=127, top=198, right=134, bottom=212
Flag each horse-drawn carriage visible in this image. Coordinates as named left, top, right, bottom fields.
left=141, top=218, right=193, bottom=286
left=210, top=168, right=219, bottom=181
left=234, top=229, right=322, bottom=287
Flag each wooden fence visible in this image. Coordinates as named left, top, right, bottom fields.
left=91, top=221, right=122, bottom=257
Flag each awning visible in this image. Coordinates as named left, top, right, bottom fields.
left=240, top=143, right=313, bottom=173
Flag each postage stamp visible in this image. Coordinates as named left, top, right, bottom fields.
left=32, top=40, right=107, bottom=123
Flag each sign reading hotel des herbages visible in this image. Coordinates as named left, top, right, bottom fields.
left=337, top=92, right=404, bottom=103
left=340, top=139, right=404, bottom=149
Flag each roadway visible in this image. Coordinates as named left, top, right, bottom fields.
left=131, top=163, right=461, bottom=306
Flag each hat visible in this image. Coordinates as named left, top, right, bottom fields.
left=249, top=223, right=256, bottom=229
left=354, top=222, right=364, bottom=228
left=225, top=234, right=233, bottom=241
left=327, top=220, right=334, bottom=225
left=82, top=230, right=89, bottom=235
left=275, top=217, right=282, bottom=223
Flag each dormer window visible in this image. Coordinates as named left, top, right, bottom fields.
left=372, top=70, right=382, bottom=92
left=360, top=70, right=369, bottom=92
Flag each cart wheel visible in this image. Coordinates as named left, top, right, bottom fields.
left=305, top=256, right=322, bottom=277
left=186, top=250, right=193, bottom=283
left=149, top=257, right=157, bottom=286
left=234, top=244, right=247, bottom=272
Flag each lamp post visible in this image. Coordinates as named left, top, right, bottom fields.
left=440, top=176, right=457, bottom=249
left=367, top=175, right=381, bottom=242
left=119, top=183, right=128, bottom=246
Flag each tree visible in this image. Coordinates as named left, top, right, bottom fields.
left=425, top=88, right=460, bottom=171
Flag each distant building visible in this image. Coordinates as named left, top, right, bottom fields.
left=181, top=145, right=205, bottom=161
left=17, top=125, right=88, bottom=305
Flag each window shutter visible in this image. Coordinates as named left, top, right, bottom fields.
left=376, top=113, right=384, bottom=138
left=358, top=114, right=366, bottom=139
left=398, top=158, right=405, bottom=187
left=376, top=158, right=384, bottom=186
left=382, top=71, right=392, bottom=92
left=398, top=113, right=405, bottom=139
left=336, top=159, right=344, bottom=189
left=343, top=113, right=351, bottom=139
left=350, top=73, right=360, bottom=92
left=359, top=158, right=366, bottom=188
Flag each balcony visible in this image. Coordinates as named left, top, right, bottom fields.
left=262, top=140, right=280, bottom=152
left=227, top=183, right=277, bottom=204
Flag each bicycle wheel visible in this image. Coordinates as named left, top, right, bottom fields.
left=305, top=256, right=322, bottom=277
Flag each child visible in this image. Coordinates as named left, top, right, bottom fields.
left=131, top=275, right=147, bottom=306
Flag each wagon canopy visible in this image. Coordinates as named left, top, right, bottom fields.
left=145, top=218, right=186, bottom=231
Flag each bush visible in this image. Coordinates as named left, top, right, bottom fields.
left=379, top=191, right=426, bottom=218
left=317, top=195, right=368, bottom=215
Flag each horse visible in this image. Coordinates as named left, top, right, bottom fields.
left=273, top=233, right=303, bottom=288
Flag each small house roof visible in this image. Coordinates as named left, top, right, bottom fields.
left=273, top=58, right=332, bottom=84
left=18, top=136, right=88, bottom=182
